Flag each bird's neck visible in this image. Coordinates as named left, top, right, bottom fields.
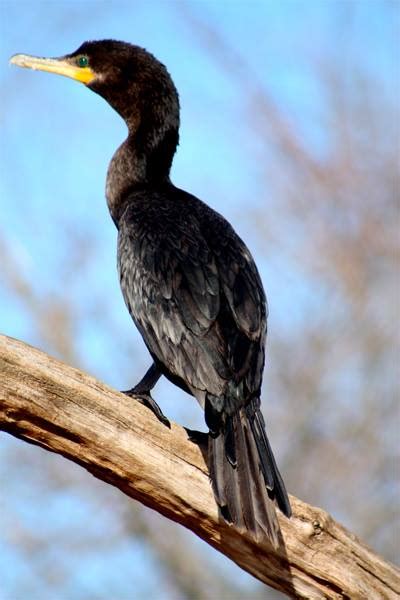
left=106, top=126, right=178, bottom=226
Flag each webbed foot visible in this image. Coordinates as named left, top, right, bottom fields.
left=123, top=388, right=170, bottom=428
left=184, top=428, right=208, bottom=446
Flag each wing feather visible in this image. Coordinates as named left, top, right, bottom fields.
left=117, top=189, right=266, bottom=402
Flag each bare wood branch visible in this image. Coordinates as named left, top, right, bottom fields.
left=1, top=334, right=398, bottom=599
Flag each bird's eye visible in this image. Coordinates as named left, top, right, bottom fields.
left=77, top=56, right=89, bottom=68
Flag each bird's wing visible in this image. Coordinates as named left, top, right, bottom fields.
left=204, top=202, right=267, bottom=340
left=118, top=194, right=266, bottom=401
left=199, top=200, right=268, bottom=399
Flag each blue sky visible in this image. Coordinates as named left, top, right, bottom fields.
left=0, top=1, right=398, bottom=598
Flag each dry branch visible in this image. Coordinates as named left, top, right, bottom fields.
left=0, top=334, right=398, bottom=599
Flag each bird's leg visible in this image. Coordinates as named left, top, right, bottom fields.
left=127, top=362, right=161, bottom=394
left=122, top=362, right=170, bottom=427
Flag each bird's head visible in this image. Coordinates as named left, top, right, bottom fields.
left=10, top=39, right=180, bottom=134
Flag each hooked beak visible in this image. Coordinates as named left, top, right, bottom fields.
left=9, top=53, right=95, bottom=85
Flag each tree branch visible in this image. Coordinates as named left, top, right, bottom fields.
left=1, top=334, right=398, bottom=599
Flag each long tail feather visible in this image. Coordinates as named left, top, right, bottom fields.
left=209, top=398, right=290, bottom=547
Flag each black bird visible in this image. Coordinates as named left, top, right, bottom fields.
left=10, top=40, right=291, bottom=545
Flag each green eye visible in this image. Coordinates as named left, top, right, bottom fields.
left=77, top=56, right=88, bottom=68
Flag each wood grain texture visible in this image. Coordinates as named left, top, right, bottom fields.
left=1, top=334, right=399, bottom=599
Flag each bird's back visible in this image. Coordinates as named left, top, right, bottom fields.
left=117, top=184, right=266, bottom=406
left=117, top=184, right=291, bottom=544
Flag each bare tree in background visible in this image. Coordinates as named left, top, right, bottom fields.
left=1, top=4, right=398, bottom=599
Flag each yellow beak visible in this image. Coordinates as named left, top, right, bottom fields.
left=9, top=53, right=95, bottom=85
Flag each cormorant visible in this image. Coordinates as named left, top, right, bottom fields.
left=10, top=40, right=291, bottom=546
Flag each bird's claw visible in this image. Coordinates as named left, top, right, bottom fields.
left=122, top=388, right=171, bottom=428
left=185, top=428, right=208, bottom=446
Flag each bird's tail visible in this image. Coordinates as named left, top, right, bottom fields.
left=208, top=397, right=291, bottom=547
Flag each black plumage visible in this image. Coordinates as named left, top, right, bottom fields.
left=11, top=40, right=291, bottom=545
